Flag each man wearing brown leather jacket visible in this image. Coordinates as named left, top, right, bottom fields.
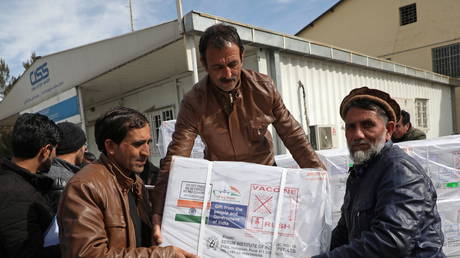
left=151, top=24, right=325, bottom=244
left=57, top=107, right=196, bottom=258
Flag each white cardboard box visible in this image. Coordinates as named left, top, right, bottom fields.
left=161, top=156, right=333, bottom=257
left=437, top=199, right=460, bottom=256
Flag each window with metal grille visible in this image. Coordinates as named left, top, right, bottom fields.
left=399, top=3, right=417, bottom=26
left=144, top=106, right=175, bottom=153
left=432, top=43, right=460, bottom=77
left=415, top=99, right=428, bottom=128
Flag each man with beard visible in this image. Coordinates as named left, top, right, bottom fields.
left=0, top=113, right=61, bottom=258
left=44, top=121, right=87, bottom=212
left=312, top=87, right=445, bottom=258
left=58, top=107, right=196, bottom=258
left=152, top=23, right=324, bottom=243
left=392, top=109, right=426, bottom=142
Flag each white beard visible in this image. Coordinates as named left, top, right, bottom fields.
left=348, top=130, right=387, bottom=165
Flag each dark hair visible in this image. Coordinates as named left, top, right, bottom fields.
left=12, top=113, right=61, bottom=158
left=400, top=110, right=410, bottom=125
left=95, top=106, right=149, bottom=154
left=199, top=23, right=244, bottom=66
left=346, top=99, right=389, bottom=124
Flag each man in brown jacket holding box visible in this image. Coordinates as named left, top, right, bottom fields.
left=58, top=107, right=195, bottom=258
left=152, top=23, right=325, bottom=244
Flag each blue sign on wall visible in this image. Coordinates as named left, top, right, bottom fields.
left=38, top=96, right=80, bottom=122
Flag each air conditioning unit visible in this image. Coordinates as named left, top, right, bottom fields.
left=309, top=125, right=338, bottom=150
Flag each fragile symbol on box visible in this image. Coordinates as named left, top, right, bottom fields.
left=246, top=184, right=298, bottom=236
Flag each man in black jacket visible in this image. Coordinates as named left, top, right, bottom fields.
left=0, top=113, right=61, bottom=258
left=313, top=87, right=445, bottom=258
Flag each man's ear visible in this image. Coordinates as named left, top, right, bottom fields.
left=38, top=144, right=52, bottom=161
left=386, top=121, right=396, bottom=141
left=104, top=139, right=116, bottom=157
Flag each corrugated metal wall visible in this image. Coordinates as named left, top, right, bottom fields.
left=278, top=52, right=454, bottom=148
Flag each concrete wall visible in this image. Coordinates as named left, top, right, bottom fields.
left=297, top=0, right=460, bottom=71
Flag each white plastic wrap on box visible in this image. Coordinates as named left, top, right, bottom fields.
left=328, top=173, right=348, bottom=215
left=437, top=199, right=460, bottom=256
left=274, top=153, right=348, bottom=215
left=157, top=120, right=205, bottom=158
left=317, top=148, right=352, bottom=175
left=274, top=148, right=353, bottom=175
left=396, top=139, right=430, bottom=170
left=397, top=136, right=460, bottom=201
left=161, top=156, right=333, bottom=258
left=274, top=154, right=300, bottom=169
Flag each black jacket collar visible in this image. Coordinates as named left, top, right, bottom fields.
left=1, top=157, right=54, bottom=192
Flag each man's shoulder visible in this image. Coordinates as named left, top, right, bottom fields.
left=241, top=69, right=277, bottom=99
left=0, top=161, right=44, bottom=191
left=0, top=167, right=46, bottom=209
left=183, top=76, right=208, bottom=100
left=408, top=127, right=427, bottom=140
left=380, top=144, right=414, bottom=163
left=242, top=69, right=272, bottom=83
left=67, top=162, right=111, bottom=186
left=378, top=144, right=425, bottom=176
left=47, top=161, right=74, bottom=181
left=0, top=165, right=18, bottom=181
left=0, top=168, right=32, bottom=194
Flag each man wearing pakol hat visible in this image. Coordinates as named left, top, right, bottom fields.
left=44, top=121, right=87, bottom=212
left=312, top=87, right=445, bottom=258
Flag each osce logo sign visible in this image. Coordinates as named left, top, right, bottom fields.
left=30, top=62, right=50, bottom=90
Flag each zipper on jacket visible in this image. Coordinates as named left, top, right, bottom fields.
left=229, top=92, right=233, bottom=104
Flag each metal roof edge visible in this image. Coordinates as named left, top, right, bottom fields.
left=295, top=0, right=345, bottom=36
left=183, top=10, right=454, bottom=86
left=79, top=38, right=183, bottom=88
left=6, top=20, right=181, bottom=93
left=0, top=20, right=182, bottom=120
left=41, top=20, right=179, bottom=60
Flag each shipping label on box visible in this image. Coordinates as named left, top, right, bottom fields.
left=161, top=157, right=332, bottom=258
